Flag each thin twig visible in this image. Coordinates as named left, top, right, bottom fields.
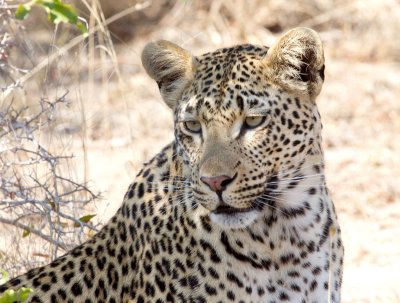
left=0, top=216, right=69, bottom=251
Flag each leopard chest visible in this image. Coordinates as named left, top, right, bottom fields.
left=132, top=220, right=331, bottom=303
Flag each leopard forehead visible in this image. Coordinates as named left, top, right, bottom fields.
left=177, top=44, right=272, bottom=121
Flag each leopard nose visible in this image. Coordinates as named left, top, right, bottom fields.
left=200, top=174, right=236, bottom=192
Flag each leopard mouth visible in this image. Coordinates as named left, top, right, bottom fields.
left=209, top=203, right=260, bottom=229
left=206, top=175, right=280, bottom=228
left=211, top=175, right=279, bottom=216
left=212, top=203, right=254, bottom=215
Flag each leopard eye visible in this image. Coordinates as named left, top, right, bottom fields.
left=183, top=120, right=202, bottom=133
left=244, top=116, right=266, bottom=129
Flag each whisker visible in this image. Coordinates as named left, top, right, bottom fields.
left=268, top=173, right=324, bottom=183
left=257, top=194, right=288, bottom=204
left=173, top=199, right=198, bottom=214
left=255, top=199, right=288, bottom=215
left=271, top=160, right=325, bottom=180
left=163, top=181, right=190, bottom=184
left=277, top=160, right=325, bottom=174
left=163, top=201, right=191, bottom=210
left=156, top=186, right=189, bottom=191
left=149, top=179, right=190, bottom=183
left=162, top=193, right=195, bottom=209
left=269, top=185, right=327, bottom=193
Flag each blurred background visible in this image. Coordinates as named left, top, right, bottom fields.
left=0, top=0, right=399, bottom=301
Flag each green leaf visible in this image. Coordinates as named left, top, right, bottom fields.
left=16, top=288, right=33, bottom=301
left=22, top=229, right=30, bottom=238
left=74, top=214, right=96, bottom=227
left=0, top=271, right=8, bottom=284
left=15, top=4, right=31, bottom=20
left=40, top=1, right=78, bottom=24
left=0, top=287, right=33, bottom=303
left=76, top=21, right=89, bottom=36
left=14, top=0, right=88, bottom=35
left=0, top=289, right=15, bottom=303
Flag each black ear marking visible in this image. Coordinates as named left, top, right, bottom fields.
left=299, top=63, right=311, bottom=82
left=299, top=49, right=318, bottom=83
left=318, top=64, right=325, bottom=81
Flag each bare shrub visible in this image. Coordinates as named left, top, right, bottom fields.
left=0, top=93, right=101, bottom=275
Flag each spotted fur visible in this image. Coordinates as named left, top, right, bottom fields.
left=0, top=28, right=343, bottom=303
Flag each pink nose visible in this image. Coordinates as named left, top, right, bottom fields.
left=200, top=175, right=235, bottom=192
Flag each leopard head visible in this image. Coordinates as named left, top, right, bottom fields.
left=142, top=28, right=325, bottom=228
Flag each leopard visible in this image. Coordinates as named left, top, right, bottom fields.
left=0, top=27, right=343, bottom=303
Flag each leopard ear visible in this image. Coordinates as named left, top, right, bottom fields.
left=141, top=40, right=196, bottom=108
left=264, top=27, right=325, bottom=99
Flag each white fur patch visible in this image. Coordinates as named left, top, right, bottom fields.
left=209, top=210, right=260, bottom=229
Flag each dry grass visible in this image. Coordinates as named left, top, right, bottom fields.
left=1, top=0, right=399, bottom=301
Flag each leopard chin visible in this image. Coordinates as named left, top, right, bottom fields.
left=209, top=207, right=260, bottom=229
left=206, top=175, right=280, bottom=229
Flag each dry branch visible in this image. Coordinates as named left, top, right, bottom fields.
left=0, top=92, right=101, bottom=271
left=0, top=217, right=69, bottom=251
